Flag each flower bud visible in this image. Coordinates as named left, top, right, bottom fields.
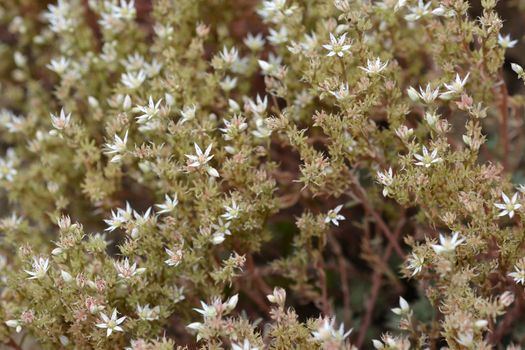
left=88, top=96, right=99, bottom=108
left=5, top=320, right=22, bottom=333
left=395, top=125, right=414, bottom=140
left=52, top=247, right=63, bottom=256
left=499, top=291, right=515, bottom=307
left=424, top=112, right=439, bottom=127
left=123, top=95, right=132, bottom=111
left=225, top=294, right=238, bottom=312
left=165, top=93, right=175, bottom=106
left=372, top=339, right=384, bottom=349
left=61, top=270, right=73, bottom=282
left=267, top=287, right=286, bottom=306
left=474, top=319, right=488, bottom=329
left=59, top=336, right=70, bottom=346
left=407, top=86, right=419, bottom=101
left=511, top=63, right=523, bottom=75
left=391, top=296, right=410, bottom=315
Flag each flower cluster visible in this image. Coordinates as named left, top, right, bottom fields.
left=1, top=0, right=525, bottom=349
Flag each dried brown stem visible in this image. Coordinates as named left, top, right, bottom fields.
left=328, top=234, right=352, bottom=324
left=316, top=251, right=333, bottom=316
left=355, top=214, right=405, bottom=348
left=498, top=73, right=510, bottom=170
left=246, top=253, right=272, bottom=295
left=234, top=280, right=271, bottom=314
left=347, top=173, right=405, bottom=258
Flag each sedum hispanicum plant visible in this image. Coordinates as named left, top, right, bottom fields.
left=1, top=0, right=525, bottom=349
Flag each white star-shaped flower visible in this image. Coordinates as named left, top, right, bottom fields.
left=165, top=247, right=183, bottom=267
left=193, top=300, right=217, bottom=319
left=440, top=73, right=470, bottom=100
left=114, top=258, right=146, bottom=279
left=407, top=84, right=440, bottom=104
left=323, top=33, right=351, bottom=57
left=329, top=82, right=350, bottom=100
left=121, top=70, right=146, bottom=90
left=509, top=262, right=525, bottom=285
left=219, top=46, right=239, bottom=67
left=135, top=96, right=162, bottom=124
left=248, top=95, right=268, bottom=116
left=495, top=192, right=522, bottom=218
left=47, top=56, right=70, bottom=75
left=244, top=32, right=265, bottom=51
left=185, top=143, right=219, bottom=177
left=136, top=304, right=160, bottom=321
left=498, top=34, right=518, bottom=49
left=407, top=252, right=424, bottom=276
left=211, top=218, right=232, bottom=245
left=377, top=168, right=394, bottom=197
left=155, top=193, right=178, bottom=214
left=24, top=257, right=50, bottom=280
left=404, top=0, right=431, bottom=21
left=359, top=58, right=388, bottom=75
left=413, top=146, right=442, bottom=167
left=222, top=200, right=241, bottom=221
left=104, top=130, right=128, bottom=163
left=325, top=205, right=345, bottom=226
left=179, top=104, right=197, bottom=124
left=311, top=316, right=352, bottom=344
left=50, top=108, right=71, bottom=130
left=430, top=232, right=465, bottom=255
left=0, top=157, right=17, bottom=182
left=96, top=309, right=126, bottom=337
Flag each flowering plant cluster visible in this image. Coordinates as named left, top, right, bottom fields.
left=1, top=0, right=525, bottom=349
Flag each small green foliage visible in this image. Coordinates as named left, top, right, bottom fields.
left=1, top=0, right=525, bottom=349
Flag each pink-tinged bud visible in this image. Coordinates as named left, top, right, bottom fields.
left=20, top=310, right=35, bottom=324
left=395, top=125, right=414, bottom=140
left=456, top=94, right=473, bottom=110
left=76, top=273, right=87, bottom=288
left=57, top=215, right=71, bottom=230
left=196, top=23, right=210, bottom=38
left=95, top=278, right=107, bottom=292
left=267, top=287, right=286, bottom=306
left=499, top=291, right=515, bottom=307
left=385, top=80, right=395, bottom=90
